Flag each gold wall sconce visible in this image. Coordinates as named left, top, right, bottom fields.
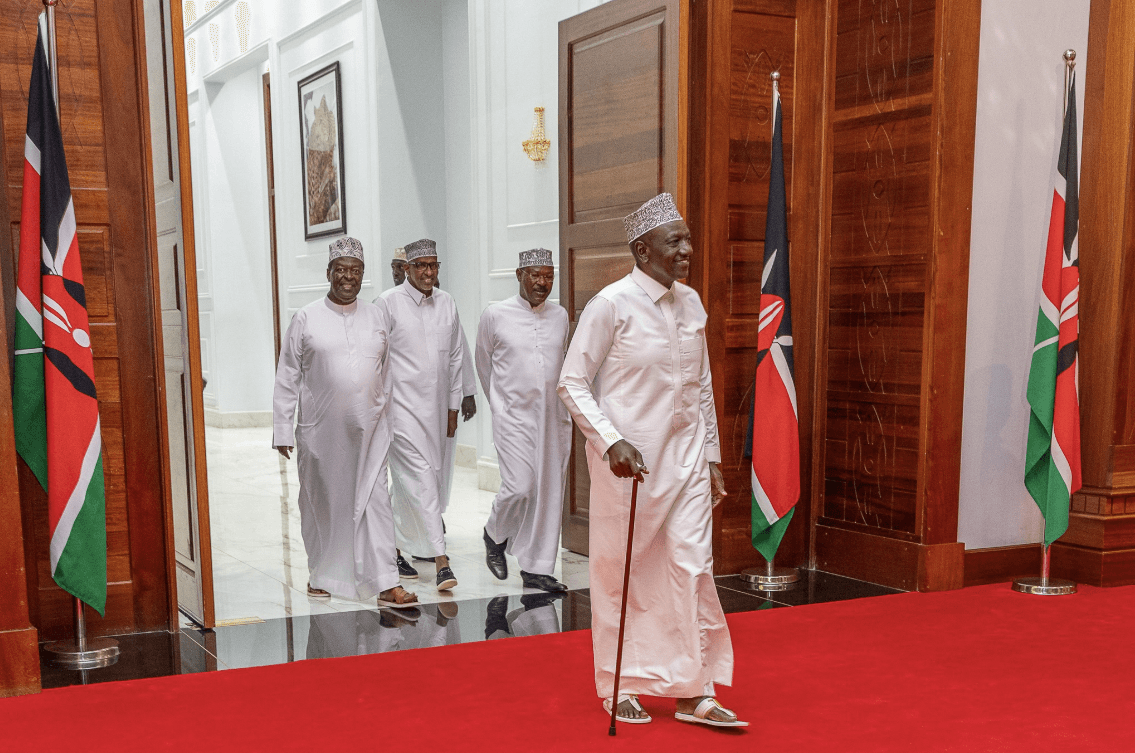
left=522, top=107, right=551, bottom=162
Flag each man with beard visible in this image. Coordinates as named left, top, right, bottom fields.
left=477, top=248, right=572, bottom=593
left=272, top=237, right=417, bottom=609
left=558, top=194, right=747, bottom=728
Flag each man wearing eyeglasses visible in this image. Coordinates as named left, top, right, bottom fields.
left=475, top=249, right=572, bottom=593
left=379, top=238, right=465, bottom=592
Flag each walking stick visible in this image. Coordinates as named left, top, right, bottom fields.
left=608, top=475, right=641, bottom=737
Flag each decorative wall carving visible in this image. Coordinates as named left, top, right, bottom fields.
left=236, top=2, right=250, bottom=54
left=862, top=124, right=896, bottom=254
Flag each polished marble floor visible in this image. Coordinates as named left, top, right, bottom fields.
left=41, top=426, right=905, bottom=690
left=41, top=571, right=901, bottom=688
left=204, top=426, right=589, bottom=624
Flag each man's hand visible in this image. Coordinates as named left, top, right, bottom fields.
left=447, top=410, right=459, bottom=438
left=710, top=462, right=727, bottom=508
left=607, top=439, right=648, bottom=482
left=276, top=446, right=292, bottom=460
left=461, top=395, right=477, bottom=422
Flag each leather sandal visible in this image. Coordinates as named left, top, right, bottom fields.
left=603, top=695, right=652, bottom=724
left=674, top=697, right=749, bottom=728
left=377, top=586, right=419, bottom=610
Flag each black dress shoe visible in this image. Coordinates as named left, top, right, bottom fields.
left=521, top=571, right=569, bottom=593
left=485, top=595, right=511, bottom=639
left=396, top=554, right=418, bottom=579
left=483, top=528, right=508, bottom=580
left=436, top=566, right=458, bottom=591
left=521, top=591, right=564, bottom=610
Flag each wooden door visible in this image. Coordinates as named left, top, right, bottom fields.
left=143, top=0, right=214, bottom=627
left=558, top=0, right=681, bottom=555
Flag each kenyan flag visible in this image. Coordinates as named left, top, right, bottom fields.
left=13, top=14, right=107, bottom=615
left=1024, top=74, right=1081, bottom=550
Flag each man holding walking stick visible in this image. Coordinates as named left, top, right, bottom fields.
left=557, top=193, right=747, bottom=728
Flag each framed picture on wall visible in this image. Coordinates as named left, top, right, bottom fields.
left=297, top=61, right=347, bottom=240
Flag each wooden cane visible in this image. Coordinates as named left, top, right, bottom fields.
left=608, top=476, right=641, bottom=736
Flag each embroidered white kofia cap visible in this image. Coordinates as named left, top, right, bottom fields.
left=519, top=248, right=554, bottom=268
left=404, top=238, right=438, bottom=261
left=623, top=192, right=683, bottom=244
left=328, top=236, right=364, bottom=262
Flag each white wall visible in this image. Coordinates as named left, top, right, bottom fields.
left=958, top=0, right=1090, bottom=549
left=199, top=65, right=275, bottom=415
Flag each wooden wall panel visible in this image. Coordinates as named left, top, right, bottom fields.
left=689, top=0, right=976, bottom=584
left=688, top=0, right=828, bottom=574
left=1, top=0, right=171, bottom=638
left=813, top=0, right=979, bottom=588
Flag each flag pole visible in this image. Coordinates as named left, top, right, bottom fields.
left=1012, top=49, right=1078, bottom=598
left=38, top=0, right=120, bottom=667
left=742, top=70, right=798, bottom=593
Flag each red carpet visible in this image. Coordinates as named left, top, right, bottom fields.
left=3, top=583, right=1133, bottom=751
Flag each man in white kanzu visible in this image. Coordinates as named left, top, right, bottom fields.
left=476, top=248, right=572, bottom=593
left=392, top=270, right=477, bottom=578
left=272, top=237, right=418, bottom=610
left=381, top=238, right=464, bottom=591
left=558, top=194, right=748, bottom=728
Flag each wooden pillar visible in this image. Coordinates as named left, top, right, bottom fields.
left=0, top=95, right=40, bottom=697
left=1051, top=0, right=1135, bottom=586
left=810, top=0, right=981, bottom=591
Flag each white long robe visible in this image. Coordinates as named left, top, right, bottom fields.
left=557, top=265, right=733, bottom=700
left=440, top=330, right=477, bottom=514
left=477, top=295, right=572, bottom=575
left=380, top=281, right=464, bottom=557
left=271, top=297, right=398, bottom=600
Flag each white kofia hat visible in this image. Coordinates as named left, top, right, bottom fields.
left=519, top=248, right=554, bottom=268
left=404, top=238, right=438, bottom=261
left=623, top=193, right=683, bottom=244
left=329, top=236, right=364, bottom=262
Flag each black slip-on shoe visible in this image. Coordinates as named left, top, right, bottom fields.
left=436, top=566, right=458, bottom=591
left=483, top=528, right=508, bottom=580
left=396, top=554, right=418, bottom=579
left=520, top=571, right=569, bottom=593
left=521, top=591, right=564, bottom=610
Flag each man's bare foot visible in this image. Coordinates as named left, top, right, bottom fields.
left=603, top=696, right=652, bottom=723
left=377, top=585, right=419, bottom=607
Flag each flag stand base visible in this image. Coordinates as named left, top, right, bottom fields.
left=1011, top=545, right=1076, bottom=595
left=44, top=637, right=120, bottom=670
left=44, top=597, right=119, bottom=669
left=741, top=562, right=799, bottom=592
left=1011, top=577, right=1077, bottom=596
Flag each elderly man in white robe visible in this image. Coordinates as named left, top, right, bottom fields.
left=558, top=194, right=747, bottom=728
left=382, top=238, right=465, bottom=591
left=272, top=237, right=417, bottom=610
left=477, top=248, right=572, bottom=593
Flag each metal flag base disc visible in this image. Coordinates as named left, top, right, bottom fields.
left=1011, top=576, right=1077, bottom=596
left=741, top=566, right=800, bottom=591
left=44, top=637, right=120, bottom=669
